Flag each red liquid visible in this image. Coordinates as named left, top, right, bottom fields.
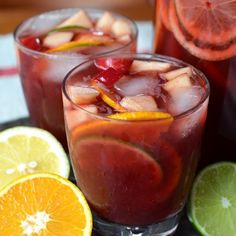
left=63, top=56, right=209, bottom=225
left=154, top=1, right=236, bottom=167
left=15, top=10, right=136, bottom=149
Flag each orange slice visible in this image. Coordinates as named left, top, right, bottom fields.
left=108, top=111, right=172, bottom=121
left=170, top=0, right=236, bottom=60
left=0, top=173, right=92, bottom=235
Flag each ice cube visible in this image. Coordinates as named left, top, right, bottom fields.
left=130, top=60, right=171, bottom=73
left=59, top=10, right=93, bottom=28
left=114, top=75, right=161, bottom=97
left=111, top=19, right=131, bottom=37
left=163, top=74, right=192, bottom=92
left=168, top=86, right=203, bottom=116
left=43, top=32, right=73, bottom=48
left=120, top=95, right=158, bottom=112
left=68, top=85, right=99, bottom=105
left=162, top=67, right=192, bottom=81
left=96, top=11, right=115, bottom=33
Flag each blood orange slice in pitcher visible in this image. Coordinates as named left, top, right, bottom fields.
left=169, top=0, right=236, bottom=61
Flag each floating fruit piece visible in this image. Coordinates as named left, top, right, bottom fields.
left=0, top=173, right=92, bottom=235
left=20, top=36, right=42, bottom=51
left=95, top=57, right=133, bottom=73
left=48, top=25, right=89, bottom=34
left=68, top=85, right=100, bottom=105
left=95, top=11, right=115, bottom=33
left=59, top=10, right=93, bottom=28
left=189, top=162, right=236, bottom=236
left=93, top=67, right=121, bottom=87
left=117, top=34, right=131, bottom=44
left=163, top=73, right=192, bottom=92
left=0, top=126, right=70, bottom=190
left=130, top=60, right=171, bottom=73
left=43, top=32, right=74, bottom=48
left=46, top=34, right=112, bottom=53
left=120, top=95, right=158, bottom=112
left=111, top=19, right=132, bottom=37
left=92, top=81, right=126, bottom=111
left=162, top=66, right=192, bottom=81
left=169, top=0, right=236, bottom=61
left=72, top=136, right=162, bottom=224
left=108, top=111, right=172, bottom=121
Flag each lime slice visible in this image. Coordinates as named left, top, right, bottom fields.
left=189, top=162, right=236, bottom=236
left=0, top=126, right=70, bottom=190
left=48, top=25, right=88, bottom=34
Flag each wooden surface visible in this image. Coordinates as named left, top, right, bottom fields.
left=0, top=2, right=154, bottom=34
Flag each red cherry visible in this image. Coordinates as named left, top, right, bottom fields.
left=20, top=36, right=42, bottom=51
left=95, top=57, right=133, bottom=73
left=93, top=67, right=121, bottom=88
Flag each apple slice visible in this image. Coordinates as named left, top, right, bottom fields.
left=117, top=34, right=131, bottom=44
left=162, top=67, right=192, bottom=81
left=68, top=85, right=100, bottom=105
left=43, top=32, right=73, bottom=48
left=96, top=11, right=115, bottom=33
left=59, top=10, right=93, bottom=28
left=163, top=74, right=192, bottom=92
left=111, top=19, right=131, bottom=37
left=120, top=95, right=158, bottom=112
left=130, top=60, right=171, bottom=73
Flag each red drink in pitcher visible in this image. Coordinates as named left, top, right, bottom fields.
left=63, top=54, right=209, bottom=235
left=154, top=0, right=236, bottom=166
left=14, top=8, right=137, bottom=148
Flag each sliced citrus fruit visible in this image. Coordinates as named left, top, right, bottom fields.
left=189, top=162, right=236, bottom=236
left=0, top=126, right=70, bottom=190
left=170, top=0, right=236, bottom=60
left=48, top=25, right=89, bottom=34
left=72, top=136, right=162, bottom=225
left=0, top=172, right=92, bottom=235
left=108, top=111, right=172, bottom=121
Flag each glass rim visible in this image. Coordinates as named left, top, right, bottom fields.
left=13, top=7, right=138, bottom=60
left=62, top=53, right=210, bottom=122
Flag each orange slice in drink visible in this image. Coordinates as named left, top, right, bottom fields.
left=0, top=173, right=92, bottom=235
left=169, top=0, right=236, bottom=60
left=72, top=136, right=163, bottom=225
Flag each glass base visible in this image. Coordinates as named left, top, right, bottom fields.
left=93, top=212, right=182, bottom=236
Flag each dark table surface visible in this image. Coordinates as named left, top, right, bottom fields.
left=0, top=118, right=200, bottom=236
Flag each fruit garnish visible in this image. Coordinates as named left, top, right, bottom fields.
left=188, top=162, right=236, bottom=236
left=20, top=36, right=42, bottom=51
left=162, top=66, right=192, bottom=80
left=163, top=73, right=192, bottom=92
left=48, top=25, right=89, bottom=34
left=0, top=126, right=70, bottom=190
left=59, top=10, right=93, bottom=28
left=95, top=57, right=133, bottom=73
left=108, top=111, right=172, bottom=121
left=0, top=173, right=92, bottom=235
left=43, top=32, right=74, bottom=48
left=120, top=95, right=158, bottom=112
left=111, top=19, right=132, bottom=37
left=68, top=85, right=100, bottom=105
left=169, top=0, right=236, bottom=60
left=130, top=60, right=171, bottom=73
left=93, top=67, right=121, bottom=87
left=92, top=81, right=126, bottom=111
left=72, top=136, right=162, bottom=224
left=95, top=11, right=115, bottom=33
left=46, top=34, right=113, bottom=53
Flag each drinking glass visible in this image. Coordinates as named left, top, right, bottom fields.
left=62, top=53, right=210, bottom=235
left=14, top=8, right=137, bottom=149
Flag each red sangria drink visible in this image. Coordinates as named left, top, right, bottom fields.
left=62, top=54, right=209, bottom=235
left=154, top=0, right=236, bottom=167
left=14, top=8, right=137, bottom=149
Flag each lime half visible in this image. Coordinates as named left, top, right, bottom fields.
left=0, top=126, right=70, bottom=190
left=189, top=162, right=236, bottom=236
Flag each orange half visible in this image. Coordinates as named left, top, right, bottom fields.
left=0, top=173, right=92, bottom=236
